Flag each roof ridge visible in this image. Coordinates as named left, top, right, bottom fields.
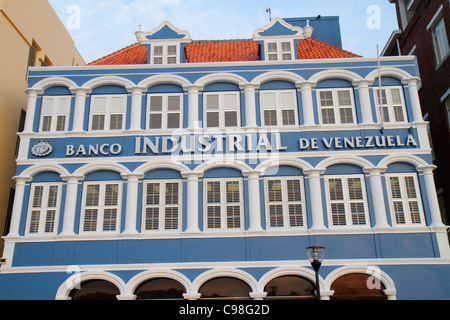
left=88, top=42, right=142, bottom=65
left=191, top=39, right=254, bottom=43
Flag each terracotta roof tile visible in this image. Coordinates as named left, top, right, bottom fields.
left=297, top=37, right=361, bottom=59
left=87, top=37, right=360, bottom=65
left=184, top=40, right=260, bottom=63
left=88, top=43, right=148, bottom=65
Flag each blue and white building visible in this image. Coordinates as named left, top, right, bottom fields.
left=0, top=17, right=449, bottom=300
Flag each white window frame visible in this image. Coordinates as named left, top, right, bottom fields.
left=203, top=178, right=244, bottom=231
left=80, top=181, right=122, bottom=233
left=325, top=175, right=370, bottom=228
left=260, top=89, right=298, bottom=127
left=142, top=179, right=182, bottom=232
left=374, top=86, right=408, bottom=123
left=147, top=93, right=183, bottom=130
left=317, top=88, right=357, bottom=125
left=151, top=43, right=179, bottom=65
left=203, top=91, right=240, bottom=128
left=89, top=94, right=127, bottom=131
left=26, top=183, right=62, bottom=235
left=385, top=173, right=425, bottom=226
left=427, top=5, right=450, bottom=66
left=264, top=176, right=306, bottom=230
left=264, top=40, right=295, bottom=61
left=40, top=96, right=71, bottom=132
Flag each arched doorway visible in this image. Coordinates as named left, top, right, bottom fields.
left=134, top=278, right=186, bottom=300
left=199, top=277, right=251, bottom=299
left=264, top=275, right=316, bottom=300
left=69, top=280, right=120, bottom=300
left=330, top=273, right=387, bottom=300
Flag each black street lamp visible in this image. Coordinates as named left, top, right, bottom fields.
left=306, top=246, right=325, bottom=300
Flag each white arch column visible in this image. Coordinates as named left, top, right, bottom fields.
left=364, top=168, right=390, bottom=228
left=184, top=172, right=202, bottom=233
left=297, top=81, right=317, bottom=126
left=60, top=175, right=84, bottom=236
left=353, top=80, right=375, bottom=124
left=122, top=173, right=144, bottom=234
left=184, top=85, right=203, bottom=129
left=126, top=86, right=146, bottom=132
left=8, top=177, right=32, bottom=237
left=240, top=84, right=259, bottom=128
left=418, top=166, right=445, bottom=227
left=23, top=89, right=43, bottom=133
left=245, top=171, right=263, bottom=232
left=303, top=169, right=326, bottom=230
left=70, top=88, right=91, bottom=132
left=402, top=77, right=423, bottom=122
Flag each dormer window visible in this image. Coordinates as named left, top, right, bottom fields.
left=266, top=40, right=294, bottom=61
left=152, top=44, right=178, bottom=64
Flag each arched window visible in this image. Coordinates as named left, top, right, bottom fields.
left=199, top=277, right=251, bottom=299
left=264, top=275, right=315, bottom=300
left=330, top=273, right=387, bottom=300
left=69, top=280, right=120, bottom=300
left=134, top=278, right=186, bottom=300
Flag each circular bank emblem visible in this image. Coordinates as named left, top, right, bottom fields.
left=31, top=140, right=53, bottom=157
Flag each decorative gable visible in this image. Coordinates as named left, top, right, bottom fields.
left=253, top=17, right=314, bottom=62
left=135, top=21, right=191, bottom=65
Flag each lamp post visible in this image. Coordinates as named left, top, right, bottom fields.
left=306, top=246, right=325, bottom=300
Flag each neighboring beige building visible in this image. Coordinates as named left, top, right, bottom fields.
left=0, top=0, right=85, bottom=251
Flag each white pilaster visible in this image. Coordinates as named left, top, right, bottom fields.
left=403, top=77, right=423, bottom=122
left=23, top=89, right=43, bottom=133
left=70, top=88, right=91, bottom=132
left=364, top=168, right=390, bottom=228
left=184, top=173, right=202, bottom=233
left=184, top=85, right=203, bottom=129
left=418, top=166, right=445, bottom=227
left=297, top=81, right=317, bottom=126
left=60, top=175, right=83, bottom=236
left=353, top=80, right=375, bottom=124
left=126, top=86, right=146, bottom=131
left=246, top=171, right=263, bottom=232
left=304, top=169, right=326, bottom=230
left=240, top=84, right=259, bottom=128
left=122, top=174, right=144, bottom=234
left=7, top=177, right=31, bottom=237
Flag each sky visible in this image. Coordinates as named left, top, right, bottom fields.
left=48, top=0, right=399, bottom=64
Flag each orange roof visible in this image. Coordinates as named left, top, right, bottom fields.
left=297, top=37, right=361, bottom=59
left=88, top=38, right=360, bottom=65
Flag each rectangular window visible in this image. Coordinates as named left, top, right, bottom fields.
left=152, top=44, right=179, bottom=65
left=204, top=92, right=240, bottom=128
left=374, top=87, right=407, bottom=123
left=326, top=176, right=369, bottom=227
left=431, top=17, right=450, bottom=65
left=265, top=40, right=294, bottom=61
left=260, top=90, right=298, bottom=126
left=147, top=94, right=183, bottom=130
left=26, top=183, right=61, bottom=235
left=143, top=180, right=182, bottom=231
left=386, top=174, right=424, bottom=226
left=265, top=177, right=306, bottom=229
left=40, top=96, right=71, bottom=132
left=317, top=89, right=356, bottom=125
left=204, top=178, right=243, bottom=231
left=81, top=182, right=122, bottom=232
left=90, top=95, right=127, bottom=131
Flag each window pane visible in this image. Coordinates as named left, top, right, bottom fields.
left=206, top=94, right=219, bottom=109
left=224, top=94, right=237, bottom=109
left=268, top=54, right=278, bottom=61
left=167, top=45, right=177, bottom=55
left=41, top=116, right=52, bottom=131
left=207, top=206, right=221, bottom=228
left=103, top=209, right=117, bottom=231
left=281, top=42, right=291, bottom=52
left=226, top=181, right=240, bottom=203
left=404, top=176, right=417, bottom=198
left=110, top=114, right=123, bottom=130
left=268, top=180, right=282, bottom=202
left=83, top=209, right=98, bottom=231
left=207, top=182, right=221, bottom=203
left=339, top=108, right=354, bottom=124
left=56, top=115, right=66, bottom=131
left=165, top=207, right=178, bottom=230
left=321, top=108, right=335, bottom=124
left=289, top=204, right=303, bottom=227
left=165, top=183, right=179, bottom=205
left=331, top=203, right=346, bottom=226
left=29, top=211, right=40, bottom=233
left=269, top=204, right=284, bottom=227
left=226, top=206, right=240, bottom=228
left=146, top=183, right=160, bottom=205
left=154, top=46, right=163, bottom=56
left=206, top=112, right=219, bottom=127
left=167, top=113, right=180, bottom=128
left=167, top=57, right=177, bottom=64
left=282, top=53, right=292, bottom=60
left=329, top=179, right=344, bottom=200
left=393, top=106, right=405, bottom=122
left=104, top=184, right=119, bottom=206
left=347, top=178, right=363, bottom=200
left=167, top=96, right=180, bottom=110
left=268, top=43, right=277, bottom=52
left=149, top=114, right=162, bottom=129
left=408, top=201, right=421, bottom=224
left=350, top=203, right=366, bottom=225
left=45, top=210, right=56, bottom=233
left=389, top=177, right=402, bottom=199
left=287, top=180, right=301, bottom=202
left=264, top=110, right=277, bottom=125
left=32, top=186, right=44, bottom=208
left=320, top=91, right=333, bottom=106
left=47, top=186, right=59, bottom=207
left=224, top=111, right=238, bottom=127
left=393, top=201, right=405, bottom=224
left=92, top=114, right=105, bottom=130
left=337, top=90, right=351, bottom=105
left=150, top=96, right=163, bottom=111
left=85, top=185, right=100, bottom=206
left=282, top=109, right=295, bottom=125
left=145, top=207, right=159, bottom=230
